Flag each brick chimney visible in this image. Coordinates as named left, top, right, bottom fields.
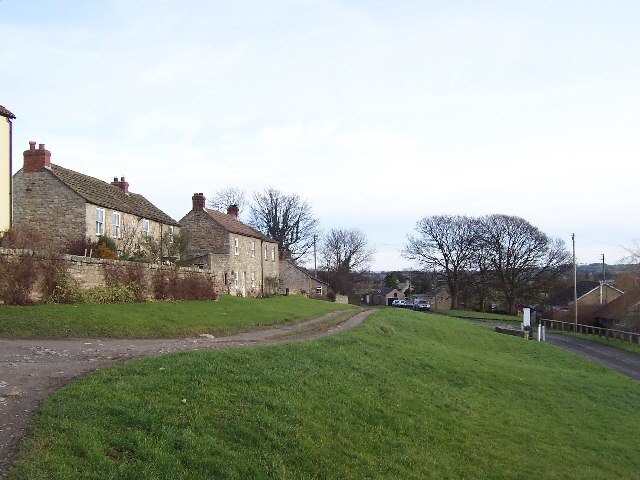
left=192, top=193, right=206, bottom=211
left=111, top=176, right=129, bottom=193
left=23, top=141, right=51, bottom=173
left=227, top=204, right=239, bottom=218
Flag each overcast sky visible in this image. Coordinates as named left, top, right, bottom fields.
left=2, top=0, right=638, bottom=270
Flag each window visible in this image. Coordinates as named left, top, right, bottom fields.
left=251, top=272, right=255, bottom=288
left=95, top=208, right=105, bottom=236
left=141, top=218, right=150, bottom=241
left=316, top=286, right=323, bottom=295
left=234, top=271, right=239, bottom=287
left=265, top=247, right=268, bottom=261
left=234, top=238, right=239, bottom=255
left=112, top=212, right=121, bottom=238
left=167, top=226, right=174, bottom=244
left=251, top=241, right=255, bottom=257
left=271, top=246, right=275, bottom=262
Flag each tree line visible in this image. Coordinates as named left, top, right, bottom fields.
left=404, top=214, right=572, bottom=313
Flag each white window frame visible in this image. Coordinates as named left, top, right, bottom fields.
left=141, top=218, right=150, bottom=242
left=271, top=246, right=275, bottom=262
left=234, top=271, right=239, bottom=287
left=234, top=238, right=239, bottom=255
left=112, top=212, right=121, bottom=239
left=251, top=271, right=255, bottom=288
left=95, top=208, right=105, bottom=236
left=316, top=286, right=323, bottom=295
left=168, top=226, right=174, bottom=244
left=251, top=241, right=255, bottom=258
left=265, top=246, right=268, bottom=261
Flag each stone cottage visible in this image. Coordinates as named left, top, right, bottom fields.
left=179, top=193, right=279, bottom=297
left=12, top=141, right=180, bottom=258
left=278, top=250, right=332, bottom=299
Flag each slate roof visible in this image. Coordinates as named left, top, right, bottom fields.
left=50, top=164, right=179, bottom=226
left=204, top=208, right=276, bottom=243
left=545, top=281, right=600, bottom=308
left=0, top=105, right=15, bottom=119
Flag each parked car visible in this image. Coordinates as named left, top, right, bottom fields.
left=413, top=300, right=431, bottom=311
left=391, top=299, right=408, bottom=307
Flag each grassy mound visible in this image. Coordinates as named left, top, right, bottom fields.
left=8, top=309, right=640, bottom=479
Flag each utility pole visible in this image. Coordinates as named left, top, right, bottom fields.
left=313, top=235, right=317, bottom=279
left=572, top=234, right=578, bottom=326
left=601, top=254, right=605, bottom=282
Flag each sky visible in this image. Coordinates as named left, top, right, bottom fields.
left=1, top=0, right=639, bottom=270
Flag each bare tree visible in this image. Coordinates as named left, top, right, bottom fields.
left=249, top=187, right=319, bottom=261
left=207, top=187, right=247, bottom=214
left=404, top=215, right=478, bottom=309
left=320, top=228, right=375, bottom=294
left=478, top=214, right=571, bottom=313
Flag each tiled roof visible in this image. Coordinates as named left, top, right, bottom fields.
left=595, top=289, right=640, bottom=322
left=545, top=281, right=600, bottom=307
left=204, top=209, right=276, bottom=242
left=0, top=105, right=15, bottom=119
left=50, top=164, right=179, bottom=226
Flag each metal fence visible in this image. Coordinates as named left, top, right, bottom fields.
left=541, top=319, right=640, bottom=347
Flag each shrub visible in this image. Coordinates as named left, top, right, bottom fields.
left=103, top=262, right=148, bottom=302
left=64, top=236, right=93, bottom=256
left=0, top=254, right=37, bottom=305
left=93, top=244, right=117, bottom=260
left=152, top=269, right=217, bottom=301
left=39, top=255, right=79, bottom=304
left=80, top=284, right=136, bottom=304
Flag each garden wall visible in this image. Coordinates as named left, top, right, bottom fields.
left=0, top=247, right=217, bottom=302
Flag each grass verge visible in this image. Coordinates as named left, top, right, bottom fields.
left=552, top=330, right=640, bottom=355
left=0, top=295, right=354, bottom=339
left=8, top=309, right=640, bottom=479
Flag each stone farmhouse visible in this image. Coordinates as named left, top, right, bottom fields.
left=0, top=105, right=15, bottom=232
left=12, top=141, right=180, bottom=257
left=179, top=193, right=280, bottom=297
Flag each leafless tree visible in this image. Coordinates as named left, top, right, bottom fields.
left=320, top=228, right=375, bottom=294
left=249, top=187, right=320, bottom=261
left=404, top=215, right=478, bottom=309
left=478, top=214, right=571, bottom=313
left=207, top=187, right=247, bottom=214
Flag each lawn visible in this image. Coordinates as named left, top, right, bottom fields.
left=0, top=295, right=354, bottom=339
left=8, top=309, right=640, bottom=479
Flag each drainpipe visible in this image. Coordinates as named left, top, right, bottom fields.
left=260, top=239, right=264, bottom=297
left=8, top=116, right=13, bottom=227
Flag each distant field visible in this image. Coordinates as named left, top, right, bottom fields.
left=435, top=309, right=521, bottom=323
left=0, top=295, right=353, bottom=339
left=8, top=309, right=640, bottom=479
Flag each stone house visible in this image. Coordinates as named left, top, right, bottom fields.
left=179, top=193, right=279, bottom=297
left=0, top=105, right=15, bottom=232
left=12, top=141, right=180, bottom=257
left=278, top=250, right=332, bottom=299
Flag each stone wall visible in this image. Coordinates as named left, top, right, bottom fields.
left=12, top=169, right=87, bottom=245
left=0, top=247, right=216, bottom=302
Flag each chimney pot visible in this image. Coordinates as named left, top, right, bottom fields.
left=111, top=176, right=129, bottom=193
left=192, top=193, right=206, bottom=211
left=113, top=177, right=118, bottom=182
left=23, top=141, right=51, bottom=173
left=120, top=176, right=125, bottom=182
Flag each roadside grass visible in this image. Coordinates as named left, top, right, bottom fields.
left=8, top=310, right=640, bottom=479
left=435, top=308, right=521, bottom=323
left=552, top=330, right=640, bottom=355
left=0, top=296, right=354, bottom=339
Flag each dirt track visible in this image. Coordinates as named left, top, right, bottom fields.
left=0, top=309, right=375, bottom=478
